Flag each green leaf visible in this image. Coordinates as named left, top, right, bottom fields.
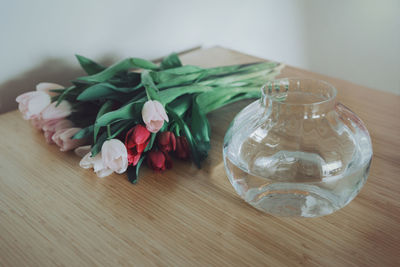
left=72, top=125, right=94, bottom=140
left=141, top=71, right=160, bottom=101
left=77, top=82, right=143, bottom=102
left=94, top=101, right=144, bottom=138
left=91, top=120, right=128, bottom=157
left=160, top=52, right=182, bottom=69
left=108, top=123, right=134, bottom=139
left=149, top=65, right=204, bottom=88
left=91, top=131, right=108, bottom=157
left=71, top=79, right=95, bottom=87
left=48, top=89, right=65, bottom=94
left=78, top=57, right=159, bottom=83
left=94, top=100, right=114, bottom=142
left=56, top=85, right=76, bottom=105
left=111, top=84, right=142, bottom=93
left=77, top=83, right=117, bottom=101
left=127, top=156, right=145, bottom=184
left=157, top=84, right=213, bottom=104
left=203, top=61, right=278, bottom=80
left=166, top=107, right=201, bottom=168
left=198, top=63, right=281, bottom=87
left=196, top=86, right=261, bottom=114
left=108, top=72, right=141, bottom=88
left=143, top=133, right=157, bottom=153
left=143, top=123, right=167, bottom=153
left=158, top=65, right=203, bottom=75
left=154, top=62, right=277, bottom=89
left=191, top=96, right=211, bottom=161
left=75, top=54, right=106, bottom=75
left=155, top=72, right=206, bottom=89
left=167, top=94, right=192, bottom=117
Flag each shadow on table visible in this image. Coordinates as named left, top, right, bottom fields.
left=0, top=55, right=117, bottom=114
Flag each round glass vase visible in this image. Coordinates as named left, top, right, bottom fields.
left=223, top=78, right=372, bottom=217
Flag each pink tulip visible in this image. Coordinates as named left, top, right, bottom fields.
left=79, top=152, right=113, bottom=178
left=101, top=139, right=128, bottom=174
left=41, top=101, right=72, bottom=120
left=52, top=127, right=86, bottom=151
left=42, top=119, right=74, bottom=144
left=30, top=117, right=45, bottom=129
left=16, top=91, right=51, bottom=120
left=141, top=100, right=169, bottom=133
left=74, top=145, right=91, bottom=157
left=36, top=82, right=64, bottom=96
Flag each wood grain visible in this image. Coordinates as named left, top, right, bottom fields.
left=1, top=47, right=399, bottom=266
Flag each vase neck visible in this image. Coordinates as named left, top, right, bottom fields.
left=261, top=78, right=337, bottom=119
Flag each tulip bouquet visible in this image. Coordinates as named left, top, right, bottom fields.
left=16, top=53, right=282, bottom=183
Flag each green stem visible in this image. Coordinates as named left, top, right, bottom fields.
left=78, top=58, right=159, bottom=83
left=107, top=125, right=112, bottom=139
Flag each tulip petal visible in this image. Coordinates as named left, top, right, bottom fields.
left=42, top=119, right=61, bottom=132
left=43, top=119, right=73, bottom=144
left=30, top=117, right=45, bottom=130
left=36, top=82, right=64, bottom=96
left=96, top=168, right=114, bottom=178
left=146, top=120, right=164, bottom=133
left=44, top=130, right=55, bottom=144
left=141, top=100, right=168, bottom=133
left=128, top=151, right=142, bottom=166
left=147, top=151, right=167, bottom=171
left=80, top=152, right=95, bottom=169
left=42, top=101, right=72, bottom=120
left=101, top=139, right=128, bottom=174
left=142, top=100, right=157, bottom=124
left=132, top=125, right=151, bottom=145
left=153, top=100, right=169, bottom=122
left=74, top=145, right=92, bottom=157
left=53, top=128, right=86, bottom=151
left=92, top=154, right=107, bottom=172
left=79, top=151, right=114, bottom=178
left=16, top=91, right=35, bottom=104
left=27, top=92, right=51, bottom=118
left=16, top=91, right=51, bottom=120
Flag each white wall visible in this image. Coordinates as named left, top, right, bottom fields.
left=301, top=0, right=400, bottom=95
left=0, top=0, right=305, bottom=79
left=0, top=0, right=399, bottom=112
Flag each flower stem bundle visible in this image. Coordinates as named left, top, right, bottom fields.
left=16, top=52, right=283, bottom=183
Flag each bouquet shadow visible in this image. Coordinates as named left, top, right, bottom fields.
left=0, top=55, right=116, bottom=114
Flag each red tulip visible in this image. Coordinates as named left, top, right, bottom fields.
left=147, top=151, right=172, bottom=172
left=175, top=136, right=190, bottom=159
left=125, top=125, right=151, bottom=166
left=157, top=131, right=176, bottom=153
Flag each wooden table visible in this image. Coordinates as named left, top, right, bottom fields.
left=1, top=47, right=399, bottom=266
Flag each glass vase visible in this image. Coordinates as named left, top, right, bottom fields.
left=223, top=78, right=372, bottom=217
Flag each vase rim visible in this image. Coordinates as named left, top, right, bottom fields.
left=261, top=78, right=337, bottom=107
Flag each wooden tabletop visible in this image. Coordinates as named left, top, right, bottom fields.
left=1, top=47, right=399, bottom=266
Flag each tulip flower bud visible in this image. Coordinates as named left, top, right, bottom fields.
left=42, top=119, right=74, bottom=144
left=79, top=152, right=113, bottom=178
left=176, top=136, right=190, bottom=159
left=52, top=127, right=86, bottom=151
left=16, top=91, right=51, bottom=120
left=101, top=139, right=128, bottom=174
left=41, top=101, right=72, bottom=120
left=157, top=131, right=176, bottom=153
left=147, top=151, right=172, bottom=172
left=125, top=125, right=151, bottom=166
left=36, top=82, right=64, bottom=96
left=141, top=100, right=169, bottom=133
